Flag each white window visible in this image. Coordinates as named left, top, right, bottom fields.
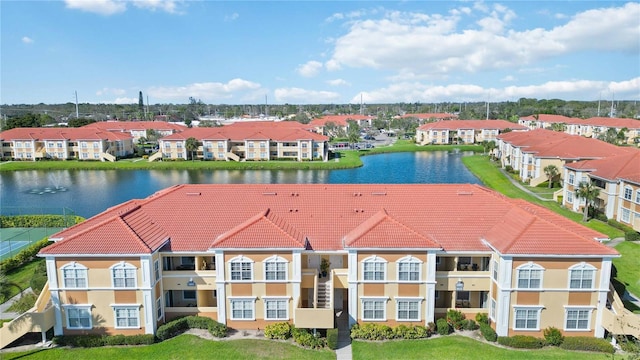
left=569, top=263, right=596, bottom=289
left=48, top=142, right=54, bottom=148
left=361, top=298, right=386, bottom=321
left=264, top=298, right=288, bottom=320
left=635, top=189, right=640, bottom=203
left=65, top=305, right=92, bottom=329
left=93, top=153, right=100, bottom=159
left=513, top=307, right=542, bottom=330
left=111, top=262, right=137, bottom=288
left=362, top=256, right=387, bottom=281
left=93, top=142, right=99, bottom=149
left=264, top=256, right=287, bottom=281
left=490, top=299, right=496, bottom=321
left=565, top=308, right=592, bottom=330
left=260, top=142, right=266, bottom=148
left=15, top=141, right=22, bottom=148
left=566, top=191, right=574, bottom=204
left=113, top=306, right=140, bottom=328
left=62, top=262, right=88, bottom=288
left=516, top=263, right=543, bottom=289
left=218, top=141, right=224, bottom=148
left=154, top=260, right=160, bottom=283
left=396, top=298, right=421, bottom=321
left=248, top=142, right=254, bottom=148
left=623, top=186, right=633, bottom=200
left=156, top=297, right=163, bottom=319
left=82, top=153, right=88, bottom=159
left=568, top=173, right=575, bottom=185
left=229, top=256, right=253, bottom=281
left=492, top=260, right=499, bottom=281
left=397, top=256, right=421, bottom=282
left=621, top=208, right=631, bottom=223
left=164, top=142, right=170, bottom=148
left=218, top=152, right=224, bottom=159
left=176, top=142, right=182, bottom=148
left=230, top=298, right=255, bottom=320
left=301, top=142, right=308, bottom=148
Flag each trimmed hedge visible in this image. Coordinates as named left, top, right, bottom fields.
left=392, top=324, right=430, bottom=339
left=625, top=230, right=640, bottom=241
left=291, top=327, right=325, bottom=349
left=326, top=328, right=339, bottom=350
left=0, top=238, right=51, bottom=272
left=479, top=323, right=497, bottom=342
left=264, top=322, right=292, bottom=340
left=559, top=336, right=615, bottom=354
left=0, top=215, right=83, bottom=228
left=497, top=335, right=545, bottom=349
left=436, top=318, right=451, bottom=335
left=350, top=323, right=394, bottom=340
left=156, top=316, right=227, bottom=341
left=53, top=334, right=155, bottom=347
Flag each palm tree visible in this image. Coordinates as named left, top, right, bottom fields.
left=185, top=137, right=199, bottom=161
left=486, top=141, right=497, bottom=160
left=0, top=270, right=22, bottom=303
left=575, top=181, right=600, bottom=222
left=543, top=164, right=559, bottom=188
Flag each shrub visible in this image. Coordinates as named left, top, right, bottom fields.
left=125, top=334, right=155, bottom=345
left=0, top=215, right=83, bottom=228
left=446, top=309, right=466, bottom=330
left=436, top=318, right=451, bottom=335
left=479, top=323, right=497, bottom=342
left=350, top=323, right=394, bottom=340
left=292, top=328, right=325, bottom=349
left=505, top=165, right=513, bottom=172
left=559, top=336, right=615, bottom=353
left=543, top=327, right=564, bottom=346
left=155, top=316, right=226, bottom=340
left=156, top=317, right=189, bottom=341
left=427, top=322, right=437, bottom=333
left=625, top=230, right=640, bottom=241
left=326, top=328, right=338, bottom=350
left=607, top=219, right=634, bottom=232
left=264, top=322, right=292, bottom=340
left=497, top=335, right=545, bottom=349
left=208, top=321, right=227, bottom=338
left=462, top=319, right=479, bottom=331
left=475, top=313, right=489, bottom=325
left=392, top=324, right=430, bottom=339
left=103, top=334, right=126, bottom=346
left=53, top=335, right=103, bottom=348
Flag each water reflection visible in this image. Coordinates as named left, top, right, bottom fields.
left=0, top=151, right=479, bottom=217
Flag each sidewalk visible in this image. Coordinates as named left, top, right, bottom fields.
left=498, top=168, right=556, bottom=202
left=335, top=310, right=352, bottom=360
left=0, top=288, right=32, bottom=320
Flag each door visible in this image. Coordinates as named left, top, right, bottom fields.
left=330, top=255, right=343, bottom=269
left=308, top=255, right=320, bottom=270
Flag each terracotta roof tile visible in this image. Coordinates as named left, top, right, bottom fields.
left=418, top=120, right=527, bottom=131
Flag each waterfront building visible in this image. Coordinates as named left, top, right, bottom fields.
left=416, top=120, right=527, bottom=145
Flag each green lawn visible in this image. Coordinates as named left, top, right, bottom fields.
left=613, top=242, right=640, bottom=298
left=461, top=155, right=624, bottom=239
left=352, top=336, right=618, bottom=360
left=1, top=335, right=334, bottom=360
left=2, top=259, right=44, bottom=304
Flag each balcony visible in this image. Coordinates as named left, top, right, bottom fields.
left=294, top=268, right=335, bottom=329
left=164, top=289, right=218, bottom=322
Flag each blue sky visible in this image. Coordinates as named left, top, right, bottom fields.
left=1, top=1, right=639, bottom=105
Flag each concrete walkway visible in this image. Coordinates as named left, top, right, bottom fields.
left=498, top=168, right=557, bottom=202
left=335, top=310, right=352, bottom=360
left=0, top=288, right=32, bottom=320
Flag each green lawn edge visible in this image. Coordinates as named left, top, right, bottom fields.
left=0, top=142, right=481, bottom=171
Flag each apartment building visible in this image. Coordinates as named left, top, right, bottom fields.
left=563, top=150, right=640, bottom=222
left=36, top=184, right=620, bottom=340
left=416, top=120, right=527, bottom=145
left=618, top=177, right=640, bottom=232
left=518, top=114, right=577, bottom=130
left=0, top=127, right=134, bottom=161
left=157, top=121, right=329, bottom=161
left=519, top=115, right=640, bottom=145
left=82, top=121, right=187, bottom=142
left=497, top=129, right=632, bottom=186
left=309, top=115, right=374, bottom=136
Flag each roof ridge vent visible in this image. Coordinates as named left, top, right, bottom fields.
left=185, top=192, right=201, bottom=196
left=457, top=191, right=474, bottom=195
left=263, top=192, right=277, bottom=196
left=371, top=192, right=386, bottom=196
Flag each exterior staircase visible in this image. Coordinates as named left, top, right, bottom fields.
left=316, top=279, right=331, bottom=309
left=101, top=152, right=116, bottom=162
left=0, top=282, right=55, bottom=349
left=226, top=152, right=240, bottom=162
left=148, top=151, right=163, bottom=162
left=601, top=283, right=640, bottom=338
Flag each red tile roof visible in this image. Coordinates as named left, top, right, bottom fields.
left=0, top=127, right=132, bottom=142
left=418, top=120, right=527, bottom=131
left=565, top=149, right=640, bottom=181
left=399, top=113, right=458, bottom=120
left=499, top=129, right=633, bottom=159
left=160, top=122, right=328, bottom=142
left=519, top=114, right=577, bottom=123
left=310, top=115, right=374, bottom=127
left=581, top=117, right=640, bottom=129
left=83, top=121, right=187, bottom=132
left=41, top=184, right=617, bottom=257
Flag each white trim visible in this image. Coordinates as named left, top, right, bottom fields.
left=229, top=255, right=254, bottom=281
left=397, top=255, right=422, bottom=282
left=362, top=255, right=387, bottom=282
left=513, top=306, right=544, bottom=331
left=394, top=297, right=424, bottom=322
left=563, top=307, right=594, bottom=332
left=262, top=297, right=290, bottom=321
left=360, top=297, right=389, bottom=321
left=263, top=255, right=288, bottom=282
left=515, top=262, right=544, bottom=290
left=568, top=262, right=596, bottom=290
left=111, top=304, right=142, bottom=329
left=110, top=261, right=138, bottom=289
left=60, top=261, right=88, bottom=289
left=229, top=297, right=257, bottom=321
left=63, top=304, right=93, bottom=330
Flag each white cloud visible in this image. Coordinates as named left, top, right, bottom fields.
left=148, top=79, right=262, bottom=102
left=21, top=36, right=34, bottom=44
left=500, top=75, right=516, bottom=82
left=112, top=97, right=138, bottom=104
left=225, top=12, right=239, bottom=21
left=326, top=3, right=640, bottom=77
left=64, top=0, right=127, bottom=15
left=274, top=88, right=340, bottom=104
left=326, top=79, right=350, bottom=86
left=96, top=87, right=127, bottom=96
left=296, top=61, right=323, bottom=77
left=64, top=0, right=181, bottom=15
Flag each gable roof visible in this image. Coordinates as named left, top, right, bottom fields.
left=0, top=127, right=133, bottom=142
left=159, top=122, right=328, bottom=142
left=418, top=120, right=527, bottom=131
left=565, top=149, right=640, bottom=181
left=41, top=184, right=616, bottom=257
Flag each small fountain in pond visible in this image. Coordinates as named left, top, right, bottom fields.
left=27, top=173, right=69, bottom=195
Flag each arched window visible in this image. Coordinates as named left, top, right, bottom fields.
left=362, top=255, right=387, bottom=281
left=61, top=262, right=88, bottom=288
left=229, top=255, right=254, bottom=281
left=110, top=262, right=137, bottom=288
left=264, top=255, right=288, bottom=281
left=516, top=262, right=544, bottom=289
left=397, top=256, right=422, bottom=282
left=568, top=263, right=596, bottom=289
left=623, top=186, right=633, bottom=200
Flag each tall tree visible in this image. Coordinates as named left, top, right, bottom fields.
left=138, top=91, right=144, bottom=114
left=543, top=164, right=559, bottom=188
left=185, top=137, right=199, bottom=161
left=575, top=181, right=600, bottom=222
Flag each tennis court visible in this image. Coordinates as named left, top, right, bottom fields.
left=0, top=227, right=63, bottom=260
